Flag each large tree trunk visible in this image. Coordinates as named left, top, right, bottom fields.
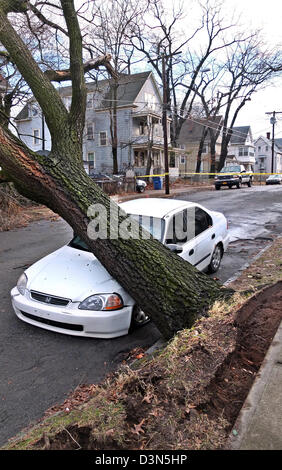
left=0, top=125, right=230, bottom=339
left=0, top=0, right=232, bottom=340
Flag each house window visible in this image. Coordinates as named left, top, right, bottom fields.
left=239, top=147, right=248, bottom=156
left=265, top=145, right=269, bottom=151
left=87, top=152, right=95, bottom=162
left=85, top=152, right=95, bottom=175
left=180, top=155, right=186, bottom=164
left=202, top=145, right=208, bottom=154
left=87, top=122, right=94, bottom=140
left=30, top=105, right=38, bottom=117
left=169, top=153, right=176, bottom=168
left=99, top=131, right=107, bottom=146
left=139, top=121, right=147, bottom=135
left=134, top=151, right=145, bottom=167
left=145, top=92, right=156, bottom=111
left=86, top=93, right=94, bottom=109
left=33, top=129, right=40, bottom=145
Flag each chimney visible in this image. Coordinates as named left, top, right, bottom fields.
left=266, top=132, right=271, bottom=140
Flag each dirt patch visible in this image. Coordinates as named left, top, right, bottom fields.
left=5, top=281, right=282, bottom=450
left=202, top=282, right=282, bottom=431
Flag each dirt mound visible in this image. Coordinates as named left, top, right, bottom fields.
left=6, top=282, right=282, bottom=450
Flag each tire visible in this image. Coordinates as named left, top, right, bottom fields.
left=247, top=178, right=252, bottom=187
left=129, top=305, right=150, bottom=332
left=215, top=185, right=221, bottom=190
left=137, top=186, right=145, bottom=193
left=208, top=244, right=223, bottom=273
left=236, top=179, right=242, bottom=189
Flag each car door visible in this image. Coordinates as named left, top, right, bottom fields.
left=164, top=208, right=197, bottom=266
left=192, top=207, right=215, bottom=271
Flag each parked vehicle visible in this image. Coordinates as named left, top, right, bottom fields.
left=265, top=174, right=282, bottom=185
left=136, top=179, right=147, bottom=193
left=214, top=165, right=253, bottom=190
left=11, top=199, right=229, bottom=339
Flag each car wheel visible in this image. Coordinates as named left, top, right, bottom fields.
left=247, top=179, right=252, bottom=187
left=129, top=305, right=150, bottom=332
left=215, top=185, right=221, bottom=190
left=208, top=244, right=223, bottom=273
left=236, top=180, right=242, bottom=189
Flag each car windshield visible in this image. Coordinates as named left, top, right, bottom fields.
left=220, top=165, right=241, bottom=173
left=129, top=214, right=165, bottom=241
left=68, top=215, right=165, bottom=250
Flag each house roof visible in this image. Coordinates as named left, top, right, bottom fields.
left=274, top=138, right=282, bottom=150
left=58, top=70, right=153, bottom=108
left=15, top=71, right=155, bottom=121
left=229, top=126, right=251, bottom=145
left=254, top=136, right=282, bottom=153
left=177, top=116, right=223, bottom=145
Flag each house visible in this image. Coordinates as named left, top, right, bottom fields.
left=254, top=133, right=282, bottom=174
left=14, top=71, right=179, bottom=177
left=226, top=126, right=255, bottom=171
left=177, top=116, right=223, bottom=174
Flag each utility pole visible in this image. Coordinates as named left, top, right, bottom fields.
left=161, top=52, right=170, bottom=195
left=160, top=50, right=182, bottom=195
left=265, top=111, right=282, bottom=173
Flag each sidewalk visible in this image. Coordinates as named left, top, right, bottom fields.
left=229, top=319, right=282, bottom=450
left=111, top=183, right=214, bottom=202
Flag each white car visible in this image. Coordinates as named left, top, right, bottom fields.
left=11, top=199, right=229, bottom=339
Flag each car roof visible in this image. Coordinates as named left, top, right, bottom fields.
left=119, top=198, right=196, bottom=218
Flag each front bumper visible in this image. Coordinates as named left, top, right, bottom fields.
left=11, top=287, right=133, bottom=339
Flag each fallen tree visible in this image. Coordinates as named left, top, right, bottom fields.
left=0, top=0, right=231, bottom=339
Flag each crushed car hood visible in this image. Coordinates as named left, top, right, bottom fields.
left=25, top=245, right=122, bottom=302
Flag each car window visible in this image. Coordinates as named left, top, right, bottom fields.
left=220, top=165, right=241, bottom=172
left=195, top=207, right=212, bottom=236
left=166, top=208, right=201, bottom=245
left=69, top=235, right=90, bottom=252
left=129, top=214, right=164, bottom=241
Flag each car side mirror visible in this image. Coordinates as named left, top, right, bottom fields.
left=166, top=243, right=183, bottom=254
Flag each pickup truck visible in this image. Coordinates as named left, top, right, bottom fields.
left=214, top=164, right=253, bottom=190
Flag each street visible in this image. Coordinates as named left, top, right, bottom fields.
left=0, top=184, right=282, bottom=446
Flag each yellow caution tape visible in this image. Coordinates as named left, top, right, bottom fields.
left=135, top=172, right=282, bottom=178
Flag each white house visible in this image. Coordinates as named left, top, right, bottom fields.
left=226, top=126, right=255, bottom=171
left=254, top=134, right=282, bottom=174
left=15, top=71, right=179, bottom=176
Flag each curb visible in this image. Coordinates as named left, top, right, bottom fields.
left=227, top=319, right=282, bottom=450
left=223, top=241, right=274, bottom=286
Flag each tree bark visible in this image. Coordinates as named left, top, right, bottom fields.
left=0, top=0, right=232, bottom=340
left=0, top=125, right=231, bottom=339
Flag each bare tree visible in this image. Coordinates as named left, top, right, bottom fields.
left=130, top=0, right=242, bottom=147
left=0, top=0, right=229, bottom=340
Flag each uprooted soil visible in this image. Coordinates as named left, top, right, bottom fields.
left=6, top=281, right=282, bottom=451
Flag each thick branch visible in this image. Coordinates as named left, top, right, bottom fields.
left=0, top=2, right=68, bottom=139
left=44, top=54, right=118, bottom=82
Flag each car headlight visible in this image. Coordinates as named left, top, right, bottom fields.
left=78, top=293, right=124, bottom=311
left=214, top=176, right=218, bottom=180
left=17, top=273, right=28, bottom=296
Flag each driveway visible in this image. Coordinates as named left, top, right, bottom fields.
left=1, top=184, right=282, bottom=446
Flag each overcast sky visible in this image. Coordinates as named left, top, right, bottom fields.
left=224, top=0, right=282, bottom=140
left=174, top=0, right=282, bottom=140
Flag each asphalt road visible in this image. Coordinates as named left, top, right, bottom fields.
left=0, top=184, right=282, bottom=446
